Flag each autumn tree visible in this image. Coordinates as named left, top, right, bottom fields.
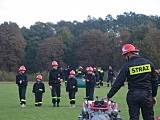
left=55, top=26, right=74, bottom=66
left=0, top=22, right=26, bottom=72
left=36, top=37, right=66, bottom=71
left=134, top=27, right=160, bottom=68
left=73, top=29, right=110, bottom=69
left=110, top=31, right=132, bottom=69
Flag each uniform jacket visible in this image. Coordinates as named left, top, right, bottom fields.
left=98, top=69, right=104, bottom=79
left=66, top=78, right=78, bottom=92
left=49, top=68, right=64, bottom=86
left=107, top=56, right=158, bottom=98
left=32, top=81, right=45, bottom=93
left=84, top=73, right=96, bottom=87
left=76, top=69, right=85, bottom=77
left=16, top=73, right=28, bottom=86
left=107, top=69, right=115, bottom=79
left=93, top=70, right=99, bottom=81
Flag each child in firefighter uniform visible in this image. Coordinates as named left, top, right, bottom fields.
left=16, top=65, right=28, bottom=107
left=83, top=67, right=96, bottom=100
left=49, top=61, right=64, bottom=107
left=32, top=75, right=45, bottom=107
left=66, top=70, right=78, bottom=108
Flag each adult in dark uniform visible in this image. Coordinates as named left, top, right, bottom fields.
left=76, top=66, right=84, bottom=77
left=64, top=66, right=71, bottom=86
left=98, top=67, right=104, bottom=86
left=49, top=61, right=64, bottom=107
left=107, top=66, right=115, bottom=87
left=93, top=67, right=100, bottom=88
left=103, top=44, right=158, bottom=120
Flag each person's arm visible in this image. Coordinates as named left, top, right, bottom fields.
left=43, top=83, right=45, bottom=93
left=16, top=74, right=20, bottom=84
left=75, top=79, right=78, bottom=92
left=150, top=64, right=158, bottom=101
left=32, top=83, right=35, bottom=93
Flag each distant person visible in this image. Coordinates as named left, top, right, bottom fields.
left=98, top=67, right=104, bottom=86
left=106, top=66, right=115, bottom=87
left=32, top=75, right=45, bottom=107
left=49, top=61, right=64, bottom=107
left=83, top=67, right=96, bottom=100
left=103, top=44, right=158, bottom=120
left=16, top=65, right=28, bottom=107
left=64, top=66, right=71, bottom=86
left=66, top=70, right=78, bottom=108
left=76, top=66, right=84, bottom=77
left=93, top=67, right=100, bottom=88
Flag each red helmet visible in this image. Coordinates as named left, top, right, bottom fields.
left=87, top=67, right=93, bottom=72
left=156, top=116, right=160, bottom=120
left=19, top=66, right=26, bottom=71
left=70, top=70, right=76, bottom=75
left=36, top=75, right=42, bottom=80
left=79, top=66, right=83, bottom=69
left=93, top=67, right=97, bottom=70
left=155, top=70, right=159, bottom=73
left=122, top=44, right=139, bottom=55
left=52, top=61, right=58, bottom=66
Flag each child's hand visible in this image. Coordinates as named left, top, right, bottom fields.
left=82, top=78, right=85, bottom=82
left=20, top=80, right=22, bottom=84
left=33, top=93, right=35, bottom=95
left=49, top=86, right=53, bottom=90
left=86, top=79, right=89, bottom=82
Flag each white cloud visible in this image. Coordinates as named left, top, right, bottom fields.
left=0, top=0, right=160, bottom=28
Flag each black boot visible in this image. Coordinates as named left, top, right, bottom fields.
left=53, top=104, right=56, bottom=107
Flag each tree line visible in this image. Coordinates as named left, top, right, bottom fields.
left=0, top=11, right=160, bottom=73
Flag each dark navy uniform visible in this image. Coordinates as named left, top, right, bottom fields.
left=93, top=70, right=99, bottom=87
left=49, top=69, right=64, bottom=106
left=76, top=69, right=84, bottom=77
left=32, top=81, right=45, bottom=107
left=16, top=72, right=28, bottom=105
left=107, top=69, right=115, bottom=87
left=107, top=56, right=158, bottom=120
left=66, top=78, right=78, bottom=105
left=84, top=73, right=96, bottom=100
left=64, top=66, right=71, bottom=86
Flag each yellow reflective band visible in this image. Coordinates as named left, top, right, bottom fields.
left=100, top=70, right=104, bottom=73
left=39, top=89, right=43, bottom=91
left=77, top=71, right=82, bottom=74
left=38, top=102, right=42, bottom=104
left=129, top=64, right=151, bottom=75
left=70, top=99, right=75, bottom=101
left=57, top=97, right=61, bottom=99
left=73, top=86, right=75, bottom=88
left=58, top=78, right=60, bottom=80
left=52, top=97, right=57, bottom=99
left=21, top=99, right=26, bottom=102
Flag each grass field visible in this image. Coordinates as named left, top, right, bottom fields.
left=0, top=82, right=159, bottom=120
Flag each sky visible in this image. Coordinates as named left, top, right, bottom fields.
left=0, top=0, right=160, bottom=28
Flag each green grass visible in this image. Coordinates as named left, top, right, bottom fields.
left=0, top=83, right=159, bottom=120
